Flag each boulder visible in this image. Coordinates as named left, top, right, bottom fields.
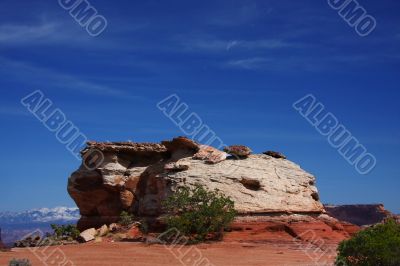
left=79, top=228, right=97, bottom=242
left=68, top=137, right=324, bottom=230
left=223, top=145, right=252, bottom=158
left=193, top=145, right=227, bottom=164
left=263, top=151, right=286, bottom=159
left=97, top=225, right=109, bottom=237
left=161, top=136, right=199, bottom=153
left=109, top=223, right=119, bottom=232
left=124, top=226, right=144, bottom=241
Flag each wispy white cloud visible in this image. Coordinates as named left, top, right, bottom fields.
left=224, top=52, right=381, bottom=71
left=0, top=19, right=133, bottom=50
left=225, top=57, right=271, bottom=70
left=181, top=37, right=293, bottom=52
left=0, top=23, right=58, bottom=44
left=234, top=39, right=292, bottom=50
left=0, top=19, right=158, bottom=52
left=0, top=20, right=92, bottom=46
left=0, top=57, right=140, bottom=98
left=226, top=40, right=239, bottom=51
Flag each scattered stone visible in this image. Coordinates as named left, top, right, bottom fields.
left=193, top=145, right=227, bottom=164
left=113, top=233, right=127, bottom=241
left=97, top=225, right=109, bottom=237
left=79, top=228, right=97, bottom=242
left=123, top=226, right=144, bottom=241
left=223, top=145, right=252, bottom=158
left=263, top=151, right=286, bottom=159
left=109, top=223, right=118, bottom=232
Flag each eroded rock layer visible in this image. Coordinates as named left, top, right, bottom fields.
left=324, top=204, right=397, bottom=226
left=68, top=137, right=324, bottom=230
left=226, top=214, right=359, bottom=246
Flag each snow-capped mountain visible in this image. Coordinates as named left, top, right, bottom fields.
left=0, top=207, right=80, bottom=246
left=0, top=207, right=80, bottom=224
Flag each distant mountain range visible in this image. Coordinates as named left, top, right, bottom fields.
left=0, top=207, right=80, bottom=246
left=0, top=207, right=79, bottom=224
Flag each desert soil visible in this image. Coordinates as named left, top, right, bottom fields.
left=0, top=242, right=336, bottom=266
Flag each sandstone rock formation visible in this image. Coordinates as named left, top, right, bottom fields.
left=324, top=204, right=396, bottom=226
left=68, top=137, right=324, bottom=230
left=226, top=214, right=359, bottom=246
left=138, top=155, right=323, bottom=216
left=223, top=145, right=252, bottom=158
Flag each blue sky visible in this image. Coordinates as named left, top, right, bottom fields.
left=0, top=0, right=399, bottom=213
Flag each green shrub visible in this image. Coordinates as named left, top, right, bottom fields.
left=50, top=224, right=80, bottom=240
left=162, top=185, right=236, bottom=243
left=8, top=258, right=31, bottom=266
left=336, top=218, right=400, bottom=266
left=119, top=211, right=135, bottom=226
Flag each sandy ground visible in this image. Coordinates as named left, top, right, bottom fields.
left=0, top=242, right=336, bottom=266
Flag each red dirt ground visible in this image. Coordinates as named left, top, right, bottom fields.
left=0, top=241, right=337, bottom=266
left=1, top=217, right=353, bottom=265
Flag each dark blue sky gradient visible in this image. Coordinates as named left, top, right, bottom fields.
left=0, top=0, right=399, bottom=213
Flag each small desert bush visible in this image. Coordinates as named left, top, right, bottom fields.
left=119, top=211, right=135, bottom=226
left=336, top=218, right=400, bottom=266
left=161, top=185, right=236, bottom=243
left=8, top=258, right=31, bottom=266
left=50, top=224, right=80, bottom=240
